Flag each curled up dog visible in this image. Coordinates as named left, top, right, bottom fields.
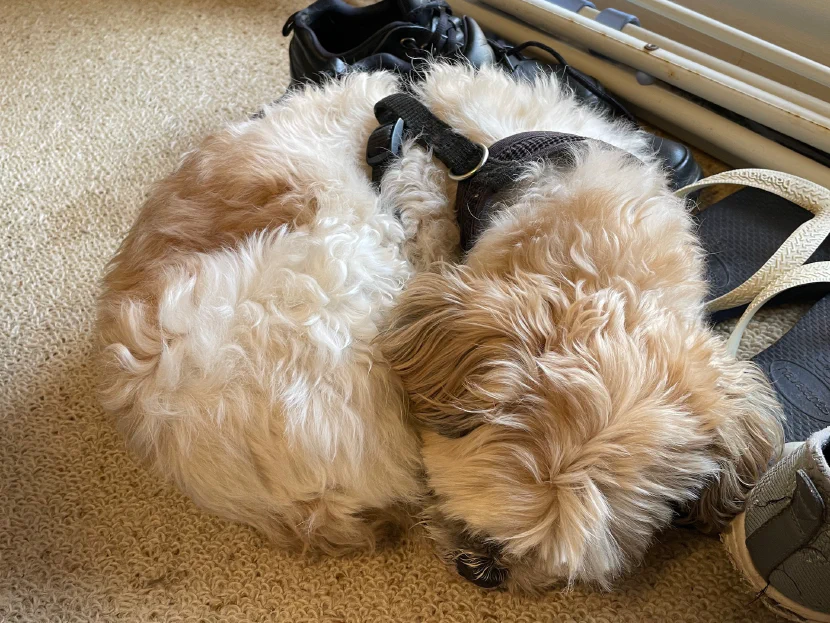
left=97, top=63, right=784, bottom=592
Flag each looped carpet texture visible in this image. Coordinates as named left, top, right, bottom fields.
left=0, top=0, right=796, bottom=620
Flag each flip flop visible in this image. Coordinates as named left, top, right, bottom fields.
left=674, top=169, right=830, bottom=318
left=726, top=262, right=830, bottom=442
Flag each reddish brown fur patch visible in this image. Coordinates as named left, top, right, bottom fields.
left=102, top=130, right=310, bottom=304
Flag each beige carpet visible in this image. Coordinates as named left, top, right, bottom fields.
left=0, top=0, right=798, bottom=620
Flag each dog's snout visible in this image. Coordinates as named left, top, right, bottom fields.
left=454, top=554, right=508, bottom=589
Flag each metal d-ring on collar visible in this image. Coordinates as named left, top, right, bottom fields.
left=448, top=143, right=489, bottom=181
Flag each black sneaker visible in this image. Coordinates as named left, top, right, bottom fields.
left=283, top=0, right=495, bottom=84
left=723, top=427, right=830, bottom=622
left=282, top=0, right=702, bottom=190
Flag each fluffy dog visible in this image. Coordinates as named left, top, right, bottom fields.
left=97, top=71, right=426, bottom=553
left=378, top=65, right=783, bottom=591
left=98, top=62, right=783, bottom=589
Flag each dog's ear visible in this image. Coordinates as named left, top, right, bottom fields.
left=379, top=267, right=494, bottom=438
left=678, top=339, right=784, bottom=532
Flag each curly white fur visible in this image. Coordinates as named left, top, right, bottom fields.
left=99, top=71, right=425, bottom=551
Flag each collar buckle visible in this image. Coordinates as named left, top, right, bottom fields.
left=448, top=144, right=489, bottom=181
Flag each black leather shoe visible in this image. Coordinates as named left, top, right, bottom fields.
left=283, top=0, right=702, bottom=190
left=646, top=134, right=702, bottom=191
left=283, top=0, right=495, bottom=83
left=492, top=40, right=703, bottom=190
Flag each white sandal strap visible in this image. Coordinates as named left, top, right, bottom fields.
left=726, top=261, right=830, bottom=357
left=675, top=169, right=830, bottom=312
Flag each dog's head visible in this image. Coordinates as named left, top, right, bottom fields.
left=380, top=152, right=783, bottom=591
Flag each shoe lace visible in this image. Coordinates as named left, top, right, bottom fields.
left=490, top=39, right=636, bottom=123
left=402, top=2, right=464, bottom=58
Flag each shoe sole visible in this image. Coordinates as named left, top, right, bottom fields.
left=722, top=512, right=830, bottom=623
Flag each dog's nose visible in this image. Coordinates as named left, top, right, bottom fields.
left=455, top=554, right=508, bottom=589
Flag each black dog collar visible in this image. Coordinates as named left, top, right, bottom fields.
left=366, top=93, right=627, bottom=251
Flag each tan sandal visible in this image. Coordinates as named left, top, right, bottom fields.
left=675, top=169, right=830, bottom=313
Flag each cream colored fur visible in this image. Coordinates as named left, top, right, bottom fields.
left=381, top=66, right=784, bottom=590
left=98, top=72, right=425, bottom=553
left=98, top=63, right=783, bottom=589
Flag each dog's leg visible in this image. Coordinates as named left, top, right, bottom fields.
left=379, top=142, right=461, bottom=272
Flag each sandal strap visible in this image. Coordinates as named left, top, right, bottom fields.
left=726, top=261, right=830, bottom=357
left=675, top=169, right=830, bottom=312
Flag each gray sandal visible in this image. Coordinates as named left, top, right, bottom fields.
left=723, top=426, right=830, bottom=622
